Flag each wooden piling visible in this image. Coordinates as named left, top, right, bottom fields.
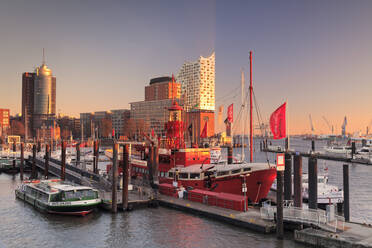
left=227, top=146, right=233, bottom=164
left=61, top=141, right=66, bottom=180
left=76, top=142, right=80, bottom=164
left=308, top=155, right=318, bottom=209
left=351, top=142, right=356, bottom=159
left=311, top=140, right=315, bottom=152
left=153, top=145, right=159, bottom=185
left=45, top=144, right=49, bottom=178
left=293, top=154, right=303, bottom=208
left=343, top=164, right=350, bottom=222
left=93, top=140, right=99, bottom=174
left=20, top=143, right=24, bottom=180
left=147, top=145, right=154, bottom=182
left=37, top=140, right=41, bottom=153
left=276, top=170, right=284, bottom=239
left=122, top=144, right=129, bottom=211
left=111, top=142, right=118, bottom=213
left=13, top=159, right=16, bottom=168
left=32, top=144, right=36, bottom=179
left=284, top=153, right=292, bottom=201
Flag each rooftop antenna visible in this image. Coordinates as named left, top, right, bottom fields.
left=42, top=48, right=45, bottom=64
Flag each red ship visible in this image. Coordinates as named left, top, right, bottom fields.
left=129, top=52, right=276, bottom=205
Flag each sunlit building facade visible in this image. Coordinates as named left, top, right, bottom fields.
left=177, top=52, right=215, bottom=111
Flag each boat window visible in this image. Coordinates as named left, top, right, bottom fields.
left=179, top=173, right=189, bottom=179
left=318, top=178, right=324, bottom=183
left=231, top=169, right=241, bottom=174
left=190, top=173, right=200, bottom=179
left=217, top=171, right=229, bottom=176
left=303, top=179, right=308, bottom=183
left=168, top=172, right=174, bottom=178
left=243, top=167, right=251, bottom=172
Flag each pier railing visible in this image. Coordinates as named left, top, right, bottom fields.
left=260, top=203, right=345, bottom=233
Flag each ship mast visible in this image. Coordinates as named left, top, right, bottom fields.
left=249, top=51, right=253, bottom=162
left=241, top=69, right=245, bottom=162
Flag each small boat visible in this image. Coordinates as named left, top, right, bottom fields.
left=271, top=173, right=344, bottom=211
left=15, top=179, right=101, bottom=216
left=323, top=145, right=351, bottom=155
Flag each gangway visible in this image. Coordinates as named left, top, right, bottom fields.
left=260, top=200, right=345, bottom=233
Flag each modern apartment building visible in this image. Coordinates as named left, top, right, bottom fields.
left=177, top=52, right=215, bottom=111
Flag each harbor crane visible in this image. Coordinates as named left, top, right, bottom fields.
left=322, top=116, right=334, bottom=134
left=309, top=114, right=315, bottom=135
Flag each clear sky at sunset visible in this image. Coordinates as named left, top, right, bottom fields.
left=1, top=0, right=372, bottom=134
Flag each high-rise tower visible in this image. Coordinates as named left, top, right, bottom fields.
left=177, top=52, right=215, bottom=111
left=22, top=53, right=56, bottom=138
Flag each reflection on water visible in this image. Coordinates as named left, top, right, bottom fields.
left=0, top=137, right=370, bottom=247
left=0, top=173, right=303, bottom=248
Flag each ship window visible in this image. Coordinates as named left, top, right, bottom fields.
left=231, top=169, right=241, bottom=174
left=243, top=167, right=251, bottom=172
left=168, top=172, right=174, bottom=178
left=190, top=173, right=200, bottom=179
left=217, top=171, right=228, bottom=176
left=179, top=173, right=188, bottom=179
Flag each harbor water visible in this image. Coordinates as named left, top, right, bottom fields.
left=0, top=137, right=371, bottom=247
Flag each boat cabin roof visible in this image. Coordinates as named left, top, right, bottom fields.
left=168, top=162, right=273, bottom=174
left=25, top=180, right=94, bottom=194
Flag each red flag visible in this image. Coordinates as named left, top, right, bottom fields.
left=227, top=104, right=233, bottom=123
left=270, top=103, right=286, bottom=139
left=112, top=128, right=115, bottom=138
left=151, top=128, right=155, bottom=137
left=200, top=121, right=208, bottom=138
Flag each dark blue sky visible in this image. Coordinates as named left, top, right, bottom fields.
left=1, top=0, right=372, bottom=133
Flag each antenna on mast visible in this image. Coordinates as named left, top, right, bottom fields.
left=42, top=48, right=45, bottom=64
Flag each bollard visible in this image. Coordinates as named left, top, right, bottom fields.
left=293, top=154, right=303, bottom=208
left=284, top=153, right=292, bottom=201
left=32, top=144, right=37, bottom=179
left=276, top=170, right=284, bottom=239
left=227, top=146, right=233, bottom=164
left=61, top=141, right=66, bottom=180
left=343, top=164, right=350, bottom=222
left=308, top=155, right=318, bottom=209
left=45, top=144, right=49, bottom=178
left=122, top=144, right=129, bottom=211
left=111, top=143, right=118, bottom=213
left=20, top=143, right=24, bottom=180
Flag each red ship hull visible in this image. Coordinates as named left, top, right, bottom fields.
left=160, top=167, right=277, bottom=203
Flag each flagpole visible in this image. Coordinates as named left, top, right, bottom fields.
left=286, top=99, right=290, bottom=151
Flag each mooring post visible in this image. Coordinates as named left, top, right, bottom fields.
left=76, top=142, right=80, bottom=165
left=13, top=142, right=16, bottom=153
left=93, top=140, right=99, bottom=174
left=32, top=144, right=36, bottom=179
left=111, top=142, right=118, bottom=213
left=12, top=142, right=16, bottom=168
left=37, top=140, right=41, bottom=153
left=61, top=141, right=66, bottom=180
left=284, top=153, right=292, bottom=201
left=351, top=142, right=356, bottom=159
left=311, top=140, right=315, bottom=152
left=308, top=155, right=318, bottom=209
left=122, top=144, right=129, bottom=211
left=147, top=145, right=154, bottom=185
left=45, top=144, right=49, bottom=179
left=20, top=143, right=24, bottom=181
left=276, top=170, right=284, bottom=239
left=343, top=164, right=350, bottom=222
left=153, top=145, right=159, bottom=186
left=227, top=146, right=233, bottom=164
left=293, top=154, right=303, bottom=208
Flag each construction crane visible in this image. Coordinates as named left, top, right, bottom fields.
left=322, top=116, right=334, bottom=134
left=309, top=114, right=315, bottom=135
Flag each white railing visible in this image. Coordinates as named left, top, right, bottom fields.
left=260, top=201, right=345, bottom=233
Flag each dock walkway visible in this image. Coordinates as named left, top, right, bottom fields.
left=158, top=194, right=276, bottom=234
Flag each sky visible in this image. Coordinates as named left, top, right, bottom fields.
left=1, top=0, right=372, bottom=135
